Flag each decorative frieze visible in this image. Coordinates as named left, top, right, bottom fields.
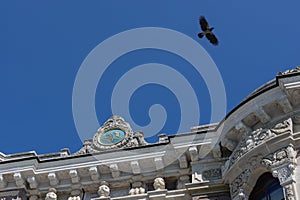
left=261, top=144, right=296, bottom=168
left=270, top=118, right=293, bottom=135
left=227, top=118, right=292, bottom=169
left=230, top=169, right=251, bottom=199
left=284, top=184, right=296, bottom=200
left=0, top=190, right=25, bottom=200
left=202, top=168, right=222, bottom=181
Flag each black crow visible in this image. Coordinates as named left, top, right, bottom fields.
left=198, top=16, right=219, bottom=46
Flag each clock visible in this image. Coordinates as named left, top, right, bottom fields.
left=98, top=129, right=126, bottom=145
left=92, top=115, right=134, bottom=150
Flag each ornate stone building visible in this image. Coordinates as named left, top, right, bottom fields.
left=1, top=67, right=300, bottom=200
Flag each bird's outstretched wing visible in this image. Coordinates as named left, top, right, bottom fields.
left=199, top=16, right=209, bottom=31
left=206, top=33, right=219, bottom=45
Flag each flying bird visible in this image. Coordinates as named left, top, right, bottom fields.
left=198, top=16, right=219, bottom=46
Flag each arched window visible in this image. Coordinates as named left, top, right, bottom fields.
left=249, top=172, right=284, bottom=200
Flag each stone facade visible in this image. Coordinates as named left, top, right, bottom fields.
left=0, top=67, right=300, bottom=199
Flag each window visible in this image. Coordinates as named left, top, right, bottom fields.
left=249, top=173, right=284, bottom=200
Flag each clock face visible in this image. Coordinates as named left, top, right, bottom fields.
left=99, top=129, right=125, bottom=145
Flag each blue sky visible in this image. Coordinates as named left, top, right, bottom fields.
left=0, top=1, right=299, bottom=154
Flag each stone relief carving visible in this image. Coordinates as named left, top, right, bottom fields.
left=227, top=118, right=292, bottom=169
left=261, top=144, right=298, bottom=199
left=272, top=164, right=295, bottom=184
left=202, top=168, right=222, bottom=180
left=277, top=66, right=300, bottom=76
left=261, top=144, right=296, bottom=168
left=129, top=181, right=145, bottom=195
left=68, top=190, right=81, bottom=200
left=74, top=116, right=148, bottom=155
left=284, top=184, right=296, bottom=200
left=68, top=196, right=80, bottom=200
left=98, top=181, right=110, bottom=198
left=0, top=190, right=25, bottom=200
left=270, top=118, right=293, bottom=134
left=45, top=188, right=57, bottom=200
left=153, top=177, right=165, bottom=190
left=128, top=187, right=145, bottom=195
left=74, top=141, right=98, bottom=155
left=236, top=189, right=248, bottom=200
left=230, top=169, right=251, bottom=198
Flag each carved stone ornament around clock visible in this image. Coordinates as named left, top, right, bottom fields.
left=92, top=115, right=132, bottom=150
left=74, top=115, right=148, bottom=154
